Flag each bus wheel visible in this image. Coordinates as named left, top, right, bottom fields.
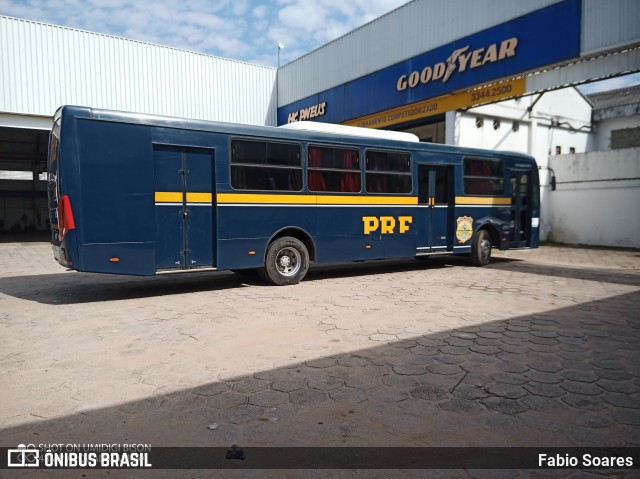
left=470, top=229, right=492, bottom=266
left=261, top=236, right=309, bottom=285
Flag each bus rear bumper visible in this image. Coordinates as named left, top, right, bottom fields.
left=52, top=242, right=72, bottom=269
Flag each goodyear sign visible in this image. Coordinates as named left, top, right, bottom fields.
left=278, top=0, right=581, bottom=126
left=396, top=38, right=518, bottom=92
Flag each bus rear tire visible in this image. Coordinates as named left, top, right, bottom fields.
left=470, top=229, right=492, bottom=266
left=261, top=236, right=309, bottom=285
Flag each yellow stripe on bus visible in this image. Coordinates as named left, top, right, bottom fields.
left=455, top=196, right=512, bottom=205
left=186, top=192, right=213, bottom=203
left=157, top=192, right=508, bottom=206
left=216, top=193, right=418, bottom=206
left=318, top=195, right=417, bottom=206
left=217, top=193, right=317, bottom=205
left=155, top=191, right=183, bottom=203
left=155, top=192, right=213, bottom=203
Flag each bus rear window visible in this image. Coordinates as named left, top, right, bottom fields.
left=231, top=139, right=302, bottom=191
left=365, top=150, right=412, bottom=194
left=463, top=157, right=504, bottom=195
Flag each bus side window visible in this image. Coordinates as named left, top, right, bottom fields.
left=231, top=139, right=302, bottom=191
left=463, top=157, right=504, bottom=195
left=365, top=150, right=411, bottom=194
left=434, top=168, right=449, bottom=203
left=307, top=146, right=361, bottom=193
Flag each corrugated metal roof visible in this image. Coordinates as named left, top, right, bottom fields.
left=0, top=16, right=277, bottom=125
left=581, top=0, right=640, bottom=56
left=588, top=84, right=640, bottom=110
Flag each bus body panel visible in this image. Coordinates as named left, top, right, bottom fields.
left=48, top=105, right=540, bottom=280
left=216, top=203, right=418, bottom=267
left=314, top=204, right=418, bottom=262
left=80, top=242, right=156, bottom=275
left=78, top=122, right=155, bottom=274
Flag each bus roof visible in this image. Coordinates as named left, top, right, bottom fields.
left=279, top=121, right=419, bottom=143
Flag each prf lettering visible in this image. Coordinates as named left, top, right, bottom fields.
left=363, top=216, right=413, bottom=234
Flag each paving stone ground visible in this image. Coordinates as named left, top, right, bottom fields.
left=0, top=241, right=639, bottom=478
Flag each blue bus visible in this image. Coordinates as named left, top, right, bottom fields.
left=47, top=106, right=539, bottom=285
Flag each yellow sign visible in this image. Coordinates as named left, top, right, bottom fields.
left=344, top=78, right=525, bottom=129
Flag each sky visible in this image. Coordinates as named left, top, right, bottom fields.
left=0, top=0, right=637, bottom=91
left=579, top=72, right=640, bottom=95
left=0, top=0, right=411, bottom=67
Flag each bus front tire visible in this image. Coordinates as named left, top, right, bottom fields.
left=470, top=229, right=492, bottom=266
left=261, top=236, right=309, bottom=285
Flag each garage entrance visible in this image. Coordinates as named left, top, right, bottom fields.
left=0, top=126, right=49, bottom=237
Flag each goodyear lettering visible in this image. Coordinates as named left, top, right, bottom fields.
left=397, top=37, right=518, bottom=91
left=363, top=216, right=413, bottom=234
left=287, top=102, right=327, bottom=123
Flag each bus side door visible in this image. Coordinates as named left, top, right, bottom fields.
left=509, top=169, right=532, bottom=248
left=416, top=164, right=454, bottom=254
left=154, top=145, right=215, bottom=270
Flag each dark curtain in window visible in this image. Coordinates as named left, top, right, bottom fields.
left=308, top=147, right=327, bottom=191
left=341, top=151, right=360, bottom=192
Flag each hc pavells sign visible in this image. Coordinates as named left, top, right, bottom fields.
left=287, top=101, right=327, bottom=123
left=396, top=37, right=518, bottom=91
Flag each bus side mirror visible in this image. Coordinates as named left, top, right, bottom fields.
left=550, top=175, right=556, bottom=191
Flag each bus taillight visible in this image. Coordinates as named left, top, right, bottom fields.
left=58, top=194, right=76, bottom=240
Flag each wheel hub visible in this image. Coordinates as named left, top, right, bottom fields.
left=280, top=255, right=291, bottom=269
left=480, top=239, right=491, bottom=261
left=276, top=247, right=300, bottom=277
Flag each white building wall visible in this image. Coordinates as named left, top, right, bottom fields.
left=456, top=111, right=531, bottom=152
left=594, top=116, right=640, bottom=150
left=0, top=16, right=277, bottom=125
left=548, top=149, right=640, bottom=248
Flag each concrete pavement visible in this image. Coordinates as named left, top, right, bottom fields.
left=0, top=242, right=638, bottom=477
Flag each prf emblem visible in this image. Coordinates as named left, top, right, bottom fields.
left=363, top=216, right=413, bottom=234
left=456, top=216, right=474, bottom=243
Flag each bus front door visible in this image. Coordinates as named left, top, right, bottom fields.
left=417, top=165, right=454, bottom=254
left=509, top=170, right=531, bottom=248
left=154, top=145, right=215, bottom=270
